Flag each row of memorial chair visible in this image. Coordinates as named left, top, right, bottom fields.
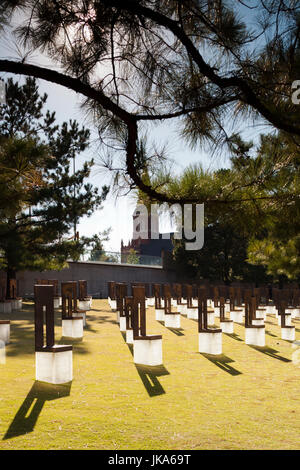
left=107, top=281, right=299, bottom=361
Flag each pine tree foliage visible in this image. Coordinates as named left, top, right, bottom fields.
left=0, top=1, right=299, bottom=203
left=0, top=77, right=109, bottom=285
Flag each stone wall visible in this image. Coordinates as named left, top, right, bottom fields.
left=14, top=261, right=177, bottom=298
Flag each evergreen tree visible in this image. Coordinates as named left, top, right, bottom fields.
left=0, top=77, right=109, bottom=293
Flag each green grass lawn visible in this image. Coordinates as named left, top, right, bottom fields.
left=0, top=299, right=299, bottom=450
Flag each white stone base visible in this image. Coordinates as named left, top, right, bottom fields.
left=147, top=297, right=155, bottom=307
left=252, top=318, right=265, bottom=326
left=225, top=303, right=230, bottom=313
left=79, top=312, right=86, bottom=327
left=78, top=300, right=90, bottom=311
left=230, top=311, right=244, bottom=323
left=133, top=336, right=163, bottom=366
left=35, top=348, right=73, bottom=384
left=116, top=311, right=120, bottom=323
left=155, top=308, right=165, bottom=321
left=265, top=305, right=277, bottom=315
left=54, top=297, right=60, bottom=309
left=171, top=299, right=177, bottom=307
left=0, top=323, right=10, bottom=344
left=177, top=304, right=187, bottom=315
left=198, top=331, right=222, bottom=355
left=290, top=308, right=300, bottom=319
left=119, top=316, right=127, bottom=332
left=245, top=327, right=265, bottom=347
left=214, top=306, right=220, bottom=318
left=192, top=299, right=198, bottom=307
left=281, top=327, right=295, bottom=341
left=207, top=311, right=215, bottom=325
left=11, top=299, right=22, bottom=310
left=126, top=329, right=133, bottom=344
left=0, top=302, right=12, bottom=314
left=0, top=340, right=5, bottom=365
left=239, top=306, right=246, bottom=315
left=110, top=299, right=117, bottom=311
left=220, top=321, right=234, bottom=334
left=256, top=310, right=266, bottom=321
left=278, top=315, right=292, bottom=326
left=62, top=318, right=83, bottom=338
left=187, top=308, right=198, bottom=319
left=164, top=313, right=181, bottom=329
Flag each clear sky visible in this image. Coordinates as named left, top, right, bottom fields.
left=0, top=3, right=263, bottom=252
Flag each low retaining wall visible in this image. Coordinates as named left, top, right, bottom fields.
left=15, top=261, right=177, bottom=298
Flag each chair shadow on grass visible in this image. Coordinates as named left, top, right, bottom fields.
left=157, top=321, right=184, bottom=336
left=224, top=332, right=243, bottom=342
left=120, top=332, right=169, bottom=397
left=248, top=345, right=291, bottom=362
left=57, top=335, right=91, bottom=355
left=265, top=330, right=277, bottom=338
left=80, top=310, right=118, bottom=325
left=135, top=364, right=170, bottom=397
left=200, top=353, right=242, bottom=376
left=3, top=381, right=72, bottom=440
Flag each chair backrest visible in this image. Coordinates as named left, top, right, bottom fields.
left=245, top=296, right=256, bottom=327
left=213, top=286, right=219, bottom=307
left=163, top=284, right=172, bottom=314
left=61, top=281, right=77, bottom=319
left=219, top=296, right=226, bottom=321
left=116, top=283, right=127, bottom=316
left=8, top=279, right=17, bottom=299
left=185, top=284, right=194, bottom=308
left=278, top=300, right=288, bottom=327
left=48, top=279, right=59, bottom=296
left=229, top=287, right=235, bottom=310
left=198, top=287, right=208, bottom=332
left=108, top=281, right=116, bottom=300
left=78, top=280, right=87, bottom=300
left=34, top=284, right=55, bottom=351
left=153, top=284, right=162, bottom=309
left=132, top=286, right=146, bottom=339
left=174, top=283, right=182, bottom=303
left=125, top=296, right=133, bottom=330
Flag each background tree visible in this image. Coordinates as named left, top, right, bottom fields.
left=172, top=223, right=269, bottom=284
left=126, top=249, right=140, bottom=265
left=81, top=229, right=112, bottom=261
left=0, top=77, right=109, bottom=293
left=165, top=131, right=300, bottom=283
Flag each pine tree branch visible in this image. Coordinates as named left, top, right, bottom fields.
left=101, top=0, right=300, bottom=137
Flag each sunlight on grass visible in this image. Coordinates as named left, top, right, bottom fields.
left=0, top=300, right=299, bottom=450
